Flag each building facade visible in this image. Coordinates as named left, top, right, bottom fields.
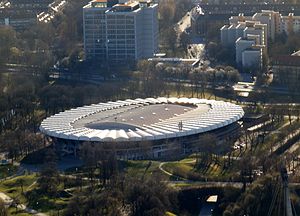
left=272, top=52, right=300, bottom=89
left=221, top=21, right=266, bottom=70
left=83, top=0, right=158, bottom=62
left=235, top=37, right=256, bottom=66
left=40, top=98, right=244, bottom=160
left=280, top=13, right=300, bottom=35
left=228, top=10, right=300, bottom=41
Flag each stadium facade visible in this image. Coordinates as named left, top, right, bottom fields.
left=40, top=98, right=244, bottom=159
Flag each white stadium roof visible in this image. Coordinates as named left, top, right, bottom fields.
left=39, top=98, right=244, bottom=142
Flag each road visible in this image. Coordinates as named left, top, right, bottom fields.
left=176, top=12, right=191, bottom=33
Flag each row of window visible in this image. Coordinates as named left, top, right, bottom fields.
left=84, top=20, right=106, bottom=25
left=85, top=36, right=135, bottom=41
left=107, top=39, right=135, bottom=43
left=108, top=49, right=135, bottom=53
left=84, top=23, right=134, bottom=30
left=106, top=30, right=135, bottom=34
left=106, top=19, right=134, bottom=25
left=108, top=44, right=135, bottom=48
left=108, top=54, right=136, bottom=59
left=84, top=29, right=106, bottom=33
left=84, top=15, right=106, bottom=19
left=85, top=43, right=106, bottom=47
left=85, top=32, right=106, bottom=39
left=107, top=34, right=135, bottom=40
left=86, top=51, right=106, bottom=54
left=107, top=25, right=134, bottom=30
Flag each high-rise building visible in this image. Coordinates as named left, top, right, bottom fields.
left=83, top=0, right=158, bottom=62
left=252, top=10, right=280, bottom=41
left=83, top=0, right=111, bottom=60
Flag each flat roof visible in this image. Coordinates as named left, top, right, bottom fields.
left=93, top=0, right=107, bottom=2
left=72, top=104, right=208, bottom=131
left=206, top=195, right=218, bottom=203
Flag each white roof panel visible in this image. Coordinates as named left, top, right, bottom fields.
left=40, top=98, right=244, bottom=142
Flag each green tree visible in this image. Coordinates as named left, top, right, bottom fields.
left=37, top=148, right=59, bottom=197
left=0, top=198, right=8, bottom=216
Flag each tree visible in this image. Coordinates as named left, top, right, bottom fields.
left=11, top=196, right=21, bottom=214
left=179, top=32, right=191, bottom=51
left=159, top=0, right=176, bottom=29
left=223, top=174, right=282, bottom=216
left=126, top=176, right=173, bottom=216
left=193, top=134, right=217, bottom=167
left=162, top=27, right=177, bottom=53
left=0, top=198, right=8, bottom=216
left=37, top=148, right=59, bottom=197
left=16, top=178, right=25, bottom=193
left=0, top=26, right=17, bottom=63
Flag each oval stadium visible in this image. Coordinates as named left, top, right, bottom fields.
left=40, top=98, right=244, bottom=159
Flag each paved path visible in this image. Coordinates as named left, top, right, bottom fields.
left=176, top=12, right=191, bottom=33
left=159, top=162, right=188, bottom=181
left=0, top=192, right=12, bottom=205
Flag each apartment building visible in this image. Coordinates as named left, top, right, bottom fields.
left=83, top=0, right=158, bottom=62
left=228, top=10, right=300, bottom=41
left=221, top=21, right=266, bottom=70
left=280, top=13, right=300, bottom=34
left=219, top=10, right=300, bottom=70
left=272, top=50, right=300, bottom=88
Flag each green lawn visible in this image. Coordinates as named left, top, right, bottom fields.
left=125, top=160, right=162, bottom=178
left=8, top=208, right=32, bottom=216
left=162, top=156, right=240, bottom=181
left=0, top=164, right=18, bottom=179
left=0, top=174, right=37, bottom=203
left=0, top=174, right=71, bottom=215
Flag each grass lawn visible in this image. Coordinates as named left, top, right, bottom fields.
left=0, top=174, right=37, bottom=203
left=0, top=174, right=70, bottom=215
left=166, top=88, right=228, bottom=102
left=162, top=156, right=240, bottom=181
left=0, top=164, right=18, bottom=179
left=8, top=207, right=32, bottom=216
left=29, top=194, right=70, bottom=214
left=125, top=160, right=162, bottom=178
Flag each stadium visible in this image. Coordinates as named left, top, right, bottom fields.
left=39, top=98, right=244, bottom=159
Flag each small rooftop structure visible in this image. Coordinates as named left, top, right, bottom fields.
left=206, top=195, right=218, bottom=203
left=291, top=50, right=300, bottom=56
